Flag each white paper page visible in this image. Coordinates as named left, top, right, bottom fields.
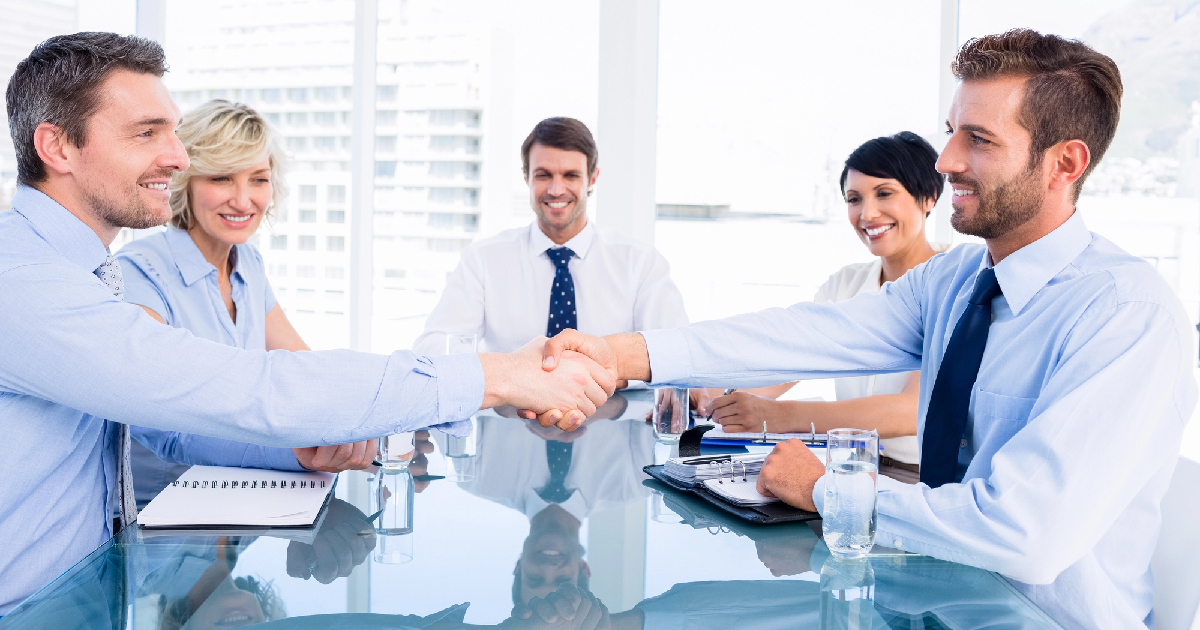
left=138, top=466, right=336, bottom=528
left=703, top=476, right=778, bottom=506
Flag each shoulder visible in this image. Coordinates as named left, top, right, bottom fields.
left=457, top=225, right=528, bottom=265
left=0, top=209, right=55, bottom=276
left=817, top=261, right=877, bottom=302
left=234, top=241, right=269, bottom=280
left=115, top=231, right=175, bottom=286
left=1074, top=234, right=1184, bottom=314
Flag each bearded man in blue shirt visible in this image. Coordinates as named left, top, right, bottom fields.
left=536, top=30, right=1196, bottom=630
left=0, top=33, right=614, bottom=614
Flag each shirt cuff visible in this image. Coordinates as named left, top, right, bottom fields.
left=261, top=447, right=307, bottom=472
left=426, top=352, right=485, bottom=425
left=640, top=328, right=692, bottom=385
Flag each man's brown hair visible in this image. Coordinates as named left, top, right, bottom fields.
left=521, top=117, right=599, bottom=178
left=952, top=28, right=1122, bottom=201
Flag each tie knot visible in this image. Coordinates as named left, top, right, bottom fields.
left=968, top=267, right=1002, bottom=305
left=546, top=247, right=575, bottom=270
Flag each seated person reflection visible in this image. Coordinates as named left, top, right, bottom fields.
left=0, top=33, right=614, bottom=614
left=708, top=132, right=948, bottom=484
left=118, top=100, right=373, bottom=508
left=535, top=30, right=1193, bottom=630
left=463, top=397, right=650, bottom=604
left=414, top=117, right=690, bottom=428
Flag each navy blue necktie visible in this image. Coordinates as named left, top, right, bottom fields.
left=919, top=267, right=1003, bottom=489
left=538, top=441, right=575, bottom=503
left=546, top=247, right=578, bottom=336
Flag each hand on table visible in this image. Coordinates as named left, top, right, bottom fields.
left=482, top=337, right=616, bottom=432
left=709, top=391, right=783, bottom=432
left=294, top=439, right=375, bottom=472
left=757, top=439, right=825, bottom=512
left=285, top=499, right=376, bottom=583
left=506, top=583, right=611, bottom=630
left=408, top=430, right=436, bottom=492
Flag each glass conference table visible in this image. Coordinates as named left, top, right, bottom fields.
left=0, top=392, right=1063, bottom=630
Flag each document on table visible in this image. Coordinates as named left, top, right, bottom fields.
left=137, top=465, right=336, bottom=529
left=702, top=425, right=829, bottom=444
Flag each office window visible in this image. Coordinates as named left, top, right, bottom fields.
left=326, top=210, right=345, bottom=223
left=376, top=135, right=397, bottom=152
left=384, top=269, right=405, bottom=278
left=340, top=136, right=352, bottom=150
left=314, top=112, right=337, bottom=127
left=264, top=112, right=281, bottom=125
left=274, top=208, right=288, bottom=223
left=298, top=235, right=316, bottom=251
left=270, top=263, right=287, bottom=277
left=314, top=86, right=339, bottom=102
left=286, top=137, right=307, bottom=152
left=428, top=238, right=471, bottom=253
left=299, top=210, right=317, bottom=223
left=261, top=88, right=282, bottom=103
left=298, top=185, right=317, bottom=203
left=327, top=185, right=346, bottom=205
left=326, top=266, right=345, bottom=280
left=296, top=265, right=316, bottom=278
left=377, top=85, right=398, bottom=102
left=326, top=236, right=345, bottom=252
left=270, top=235, right=287, bottom=250
left=314, top=136, right=337, bottom=152
left=209, top=89, right=228, bottom=100
left=375, top=161, right=397, bottom=178
left=376, top=110, right=398, bottom=126
left=287, top=87, right=308, bottom=103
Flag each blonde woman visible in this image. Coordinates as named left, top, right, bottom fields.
left=118, top=100, right=373, bottom=507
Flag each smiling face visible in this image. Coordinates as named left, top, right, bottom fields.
left=938, top=76, right=1046, bottom=241
left=183, top=576, right=267, bottom=630
left=844, top=169, right=932, bottom=259
left=187, top=160, right=272, bottom=246
left=526, top=144, right=598, bottom=244
left=70, top=69, right=188, bottom=231
left=516, top=504, right=588, bottom=603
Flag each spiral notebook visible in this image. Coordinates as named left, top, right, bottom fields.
left=137, top=465, right=337, bottom=530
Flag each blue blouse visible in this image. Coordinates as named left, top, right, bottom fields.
left=117, top=227, right=300, bottom=507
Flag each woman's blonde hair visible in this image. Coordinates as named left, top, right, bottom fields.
left=169, top=99, right=287, bottom=230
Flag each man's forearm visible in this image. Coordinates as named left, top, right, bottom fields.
left=605, top=333, right=652, bottom=382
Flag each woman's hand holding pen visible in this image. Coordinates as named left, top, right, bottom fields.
left=708, top=391, right=789, bottom=433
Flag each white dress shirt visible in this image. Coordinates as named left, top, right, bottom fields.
left=813, top=244, right=950, bottom=465
left=642, top=211, right=1196, bottom=630
left=413, top=221, right=689, bottom=356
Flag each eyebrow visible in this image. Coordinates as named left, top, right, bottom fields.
left=958, top=123, right=997, bottom=137
left=129, top=117, right=173, bottom=127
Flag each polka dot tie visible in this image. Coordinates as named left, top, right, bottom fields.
left=95, top=251, right=137, bottom=530
left=538, top=441, right=574, bottom=504
left=545, top=247, right=578, bottom=337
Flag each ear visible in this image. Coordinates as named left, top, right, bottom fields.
left=1047, top=139, right=1090, bottom=193
left=33, top=122, right=77, bottom=177
left=580, top=560, right=591, bottom=580
left=587, top=166, right=600, bottom=195
left=921, top=196, right=936, bottom=217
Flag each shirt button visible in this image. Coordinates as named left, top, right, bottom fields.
left=960, top=439, right=968, bottom=448
left=894, top=539, right=903, bottom=549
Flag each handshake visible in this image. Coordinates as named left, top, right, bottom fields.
left=480, top=330, right=644, bottom=432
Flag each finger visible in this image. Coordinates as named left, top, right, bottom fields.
left=310, top=538, right=337, bottom=584
left=756, top=473, right=777, bottom=498
left=538, top=409, right=564, bottom=427
left=511, top=602, right=533, bottom=620
left=555, top=582, right=583, bottom=609
left=530, top=597, right=559, bottom=623
left=555, top=409, right=584, bottom=432
left=579, top=593, right=604, bottom=630
left=568, top=591, right=594, bottom=628
left=595, top=599, right=612, bottom=630
left=349, top=440, right=371, bottom=469
left=542, top=332, right=573, bottom=371
left=545, top=592, right=576, bottom=621
left=580, top=375, right=608, bottom=411
left=519, top=409, right=537, bottom=420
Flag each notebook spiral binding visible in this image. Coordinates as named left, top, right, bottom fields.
left=712, top=460, right=751, bottom=485
left=168, top=479, right=328, bottom=489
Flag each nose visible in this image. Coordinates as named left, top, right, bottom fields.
left=228, top=181, right=253, bottom=211
left=547, top=175, right=566, bottom=197
left=936, top=135, right=965, bottom=176
left=163, top=129, right=190, bottom=173
left=860, top=196, right=882, bottom=222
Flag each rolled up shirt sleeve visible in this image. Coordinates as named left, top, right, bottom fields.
left=0, top=262, right=482, bottom=447
left=132, top=427, right=304, bottom=471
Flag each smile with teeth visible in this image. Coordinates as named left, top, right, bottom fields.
left=864, top=224, right=894, bottom=237
left=953, top=188, right=977, bottom=197
left=139, top=183, right=167, bottom=190
left=221, top=214, right=252, bottom=223
left=546, top=201, right=570, bottom=209
left=218, top=614, right=252, bottom=624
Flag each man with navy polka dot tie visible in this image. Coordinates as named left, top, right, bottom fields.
left=415, top=118, right=690, bottom=418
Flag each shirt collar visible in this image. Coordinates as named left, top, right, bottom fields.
left=528, top=220, right=596, bottom=260
left=990, top=210, right=1092, bottom=315
left=9, top=185, right=109, bottom=272
left=164, top=227, right=242, bottom=287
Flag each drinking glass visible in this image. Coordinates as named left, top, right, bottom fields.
left=652, top=387, right=691, bottom=443
left=378, top=432, right=415, bottom=471
left=819, top=555, right=876, bottom=629
left=371, top=468, right=414, bottom=564
left=442, top=427, right=477, bottom=482
left=822, top=428, right=878, bottom=558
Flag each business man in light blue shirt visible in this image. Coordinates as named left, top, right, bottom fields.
left=537, top=31, right=1195, bottom=630
left=0, top=33, right=613, bottom=614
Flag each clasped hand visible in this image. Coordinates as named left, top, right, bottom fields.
left=483, top=336, right=618, bottom=431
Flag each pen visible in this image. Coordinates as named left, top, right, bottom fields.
left=706, top=388, right=738, bottom=422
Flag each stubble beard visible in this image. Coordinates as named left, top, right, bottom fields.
left=949, top=162, right=1044, bottom=241
left=534, top=193, right=588, bottom=234
left=84, top=175, right=173, bottom=231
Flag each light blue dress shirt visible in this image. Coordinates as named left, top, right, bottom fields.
left=0, top=186, right=480, bottom=614
left=118, top=227, right=303, bottom=509
left=643, top=211, right=1196, bottom=630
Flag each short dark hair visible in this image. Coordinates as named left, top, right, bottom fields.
left=521, top=117, right=598, bottom=177
left=6, top=32, right=168, bottom=185
left=952, top=28, right=1123, bottom=201
left=840, top=131, right=944, bottom=209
